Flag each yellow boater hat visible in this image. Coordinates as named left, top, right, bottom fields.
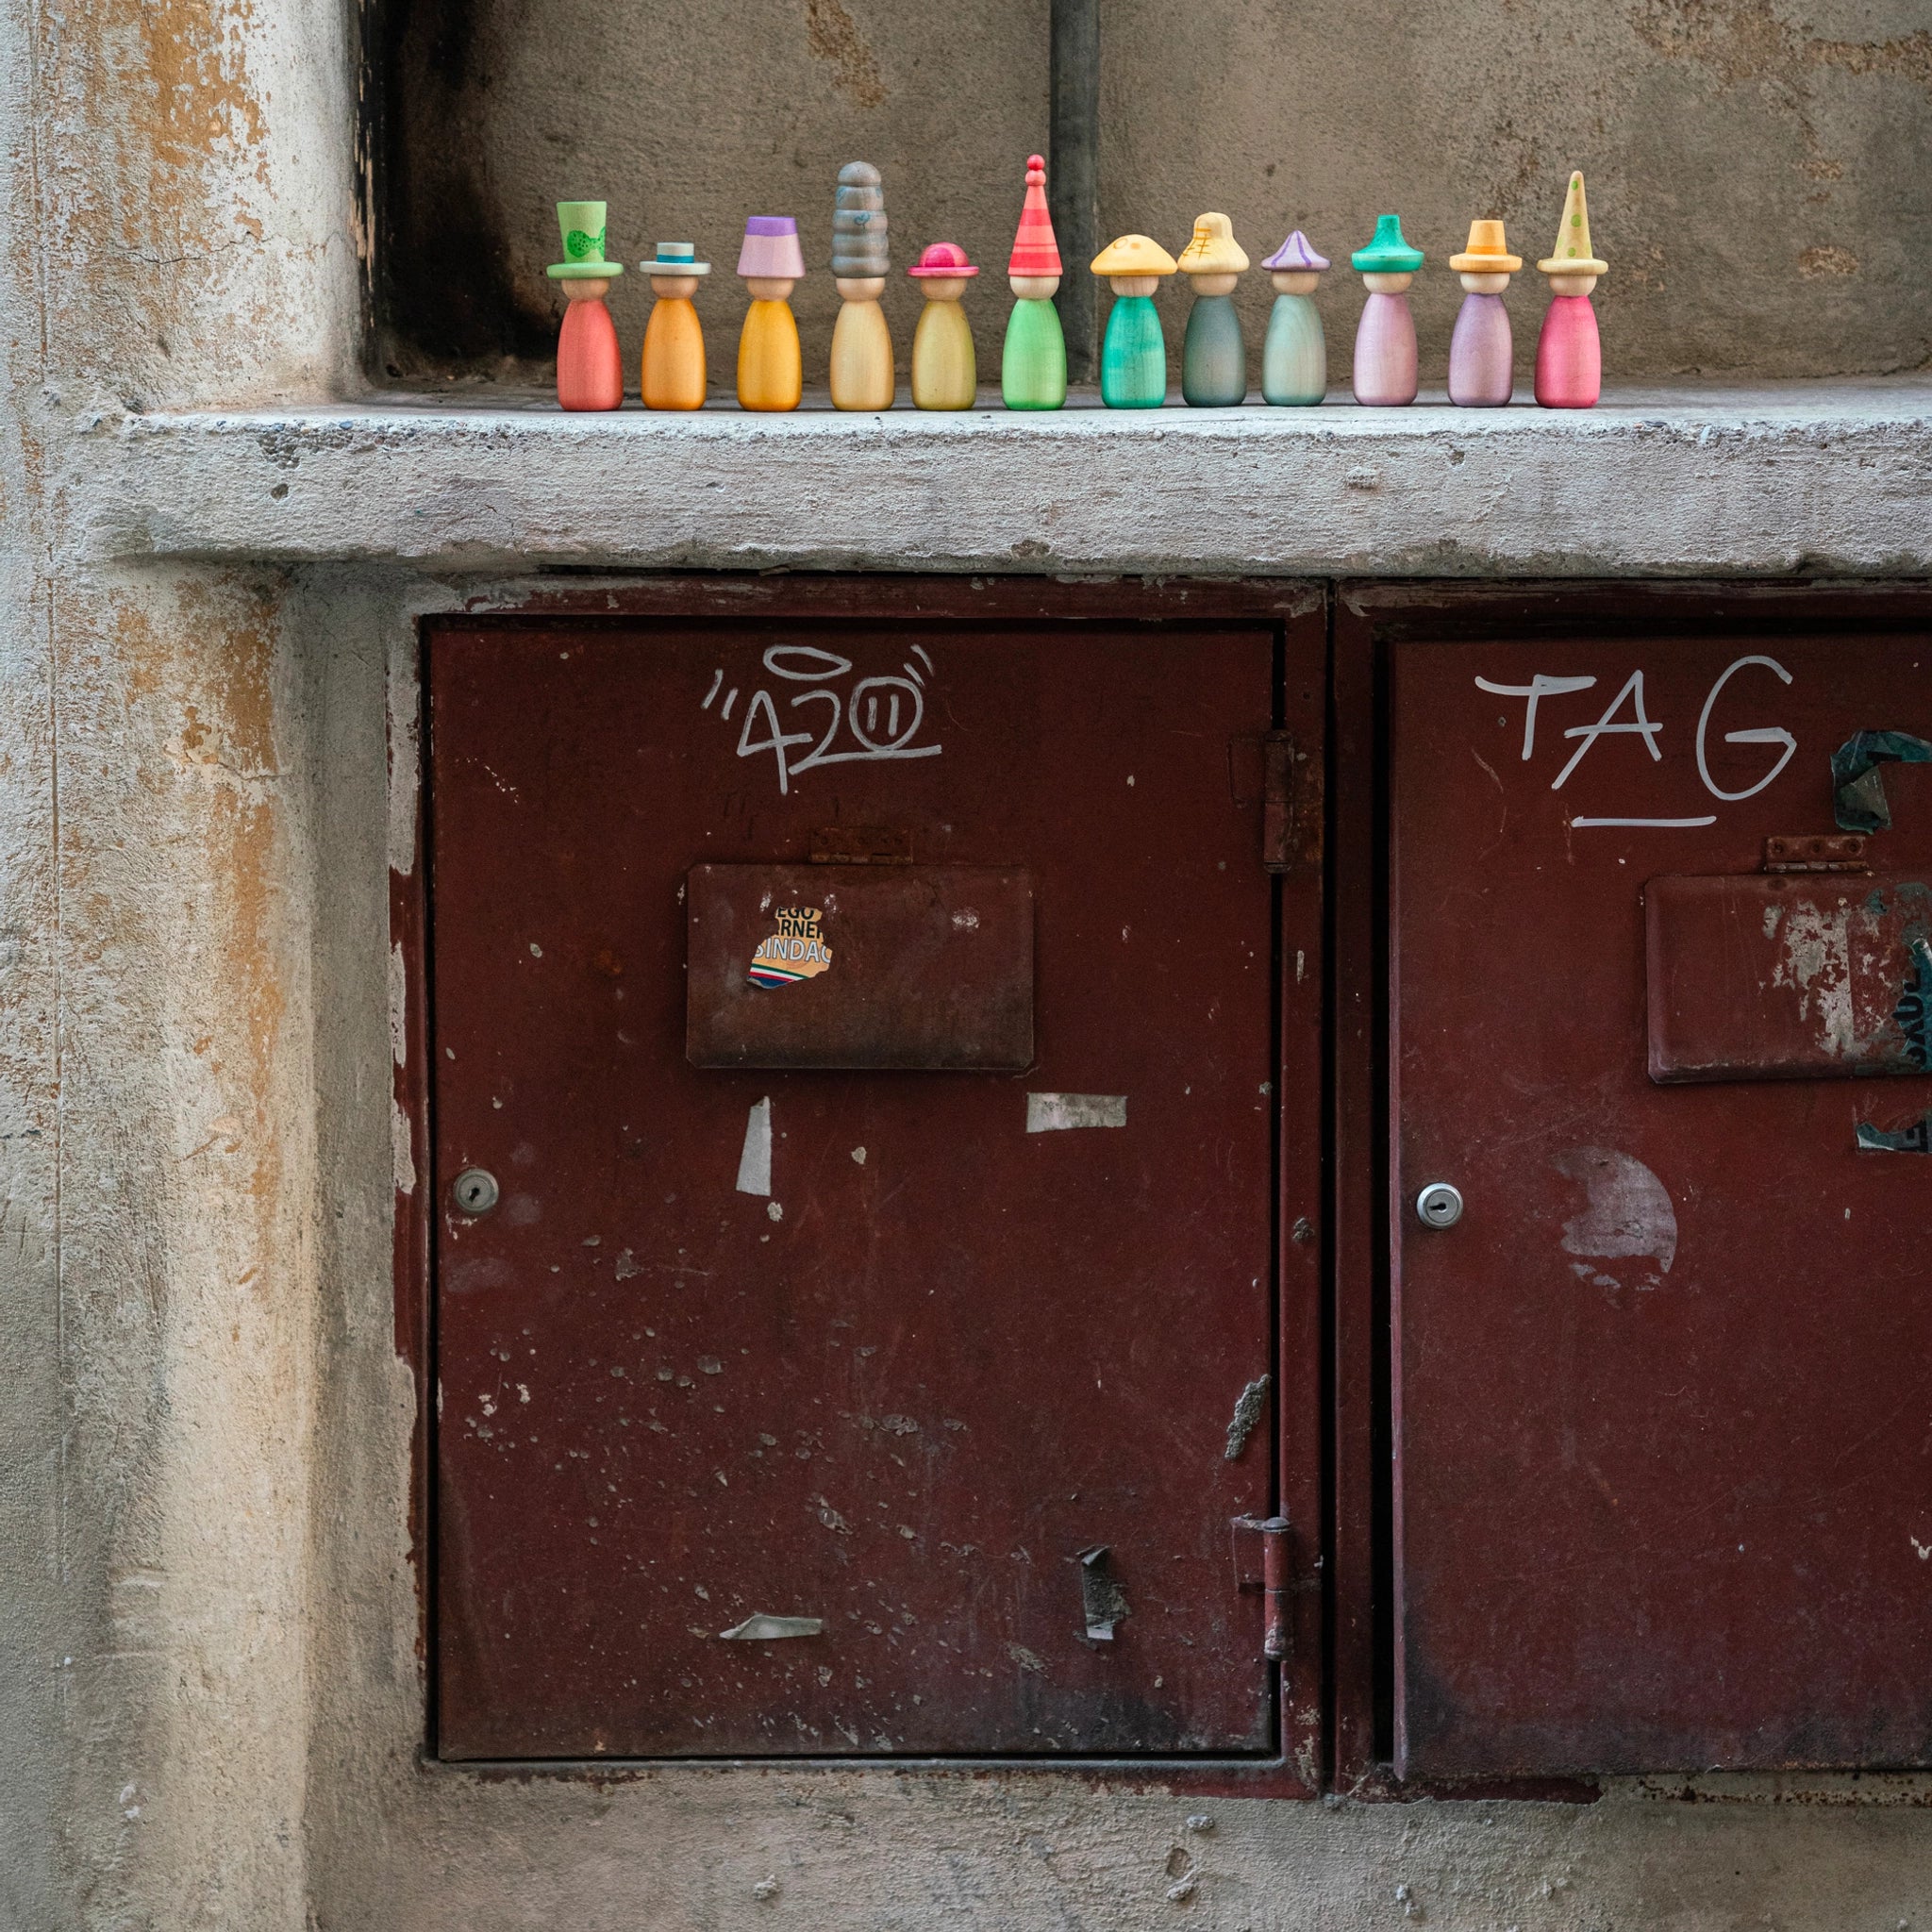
left=1537, top=172, right=1607, bottom=277
left=1450, top=219, right=1522, bottom=275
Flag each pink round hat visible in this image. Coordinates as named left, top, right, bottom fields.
left=908, top=241, right=978, bottom=278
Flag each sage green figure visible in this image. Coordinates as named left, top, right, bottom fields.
left=1002, top=154, right=1068, bottom=409
left=1176, top=213, right=1250, bottom=407
left=1182, top=296, right=1245, bottom=406
left=1258, top=229, right=1331, bottom=406
left=1003, top=298, right=1067, bottom=409
left=1090, top=234, right=1178, bottom=408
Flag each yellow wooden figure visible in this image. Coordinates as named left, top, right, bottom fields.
left=829, top=161, right=894, bottom=409
left=735, top=217, right=806, bottom=412
left=639, top=242, right=708, bottom=410
left=907, top=242, right=978, bottom=410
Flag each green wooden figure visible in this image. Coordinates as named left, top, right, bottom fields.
left=1177, top=213, right=1250, bottom=407
left=1090, top=234, right=1177, bottom=408
left=1002, top=154, right=1067, bottom=409
left=1259, top=230, right=1330, bottom=405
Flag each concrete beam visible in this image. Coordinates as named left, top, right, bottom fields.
left=93, top=381, right=1932, bottom=579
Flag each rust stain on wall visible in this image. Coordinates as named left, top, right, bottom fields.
left=805, top=0, right=888, bottom=107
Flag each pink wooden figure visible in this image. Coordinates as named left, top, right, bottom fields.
left=1446, top=220, right=1521, bottom=408
left=547, top=200, right=625, bottom=411
left=1534, top=172, right=1607, bottom=408
left=1349, top=215, right=1424, bottom=407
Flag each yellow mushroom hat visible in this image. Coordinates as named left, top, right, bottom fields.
left=1090, top=233, right=1178, bottom=277
left=1537, top=172, right=1607, bottom=276
left=1176, top=212, right=1249, bottom=276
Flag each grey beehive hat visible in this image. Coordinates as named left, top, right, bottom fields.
left=830, top=160, right=889, bottom=276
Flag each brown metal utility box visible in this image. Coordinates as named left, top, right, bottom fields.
left=424, top=586, right=1326, bottom=1765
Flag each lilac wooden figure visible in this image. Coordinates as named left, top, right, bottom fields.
left=1446, top=219, right=1520, bottom=408
left=1349, top=215, right=1423, bottom=407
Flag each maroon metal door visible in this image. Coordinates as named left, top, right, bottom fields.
left=428, top=607, right=1318, bottom=1758
left=1392, top=629, right=1932, bottom=1776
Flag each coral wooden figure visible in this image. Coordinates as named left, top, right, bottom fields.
left=547, top=200, right=625, bottom=411
left=736, top=217, right=806, bottom=412
left=1535, top=172, right=1607, bottom=408
left=639, top=242, right=708, bottom=410
left=1350, top=215, right=1423, bottom=406
left=1090, top=235, right=1178, bottom=408
left=908, top=243, right=978, bottom=409
left=1258, top=230, right=1329, bottom=406
left=1446, top=220, right=1521, bottom=408
left=1177, top=214, right=1250, bottom=407
left=830, top=161, right=894, bottom=410
left=1002, top=155, right=1066, bottom=409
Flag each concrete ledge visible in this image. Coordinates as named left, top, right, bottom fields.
left=89, top=379, right=1932, bottom=578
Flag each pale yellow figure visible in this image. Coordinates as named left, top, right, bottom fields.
left=908, top=242, right=979, bottom=410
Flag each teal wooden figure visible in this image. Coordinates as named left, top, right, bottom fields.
left=1177, top=214, right=1250, bottom=406
left=1002, top=154, right=1067, bottom=409
left=1259, top=230, right=1330, bottom=405
left=1090, top=234, right=1178, bottom=408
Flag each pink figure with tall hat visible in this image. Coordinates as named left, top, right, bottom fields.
left=1446, top=220, right=1522, bottom=408
left=1534, top=172, right=1607, bottom=408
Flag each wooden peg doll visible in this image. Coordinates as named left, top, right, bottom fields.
left=1350, top=215, right=1423, bottom=406
left=1446, top=220, right=1521, bottom=408
left=639, top=242, right=709, bottom=410
left=1090, top=235, right=1178, bottom=408
left=1176, top=214, right=1251, bottom=407
left=908, top=243, right=978, bottom=409
left=1352, top=213, right=1429, bottom=401
left=1258, top=230, right=1329, bottom=406
left=1002, top=155, right=1066, bottom=409
left=1534, top=172, right=1607, bottom=408
left=547, top=200, right=625, bottom=411
left=829, top=161, right=894, bottom=410
left=735, top=217, right=806, bottom=412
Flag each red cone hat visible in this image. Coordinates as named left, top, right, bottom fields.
left=1008, top=154, right=1062, bottom=278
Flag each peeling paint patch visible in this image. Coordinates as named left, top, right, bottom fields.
left=1224, top=1374, right=1272, bottom=1461
left=719, top=1613, right=824, bottom=1641
left=736, top=1096, right=773, bottom=1195
left=1556, top=1146, right=1677, bottom=1284
left=1026, top=1093, right=1126, bottom=1133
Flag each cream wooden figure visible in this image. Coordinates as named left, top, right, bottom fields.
left=830, top=161, right=894, bottom=410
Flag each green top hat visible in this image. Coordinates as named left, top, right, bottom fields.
left=1350, top=213, right=1424, bottom=275
left=547, top=201, right=625, bottom=279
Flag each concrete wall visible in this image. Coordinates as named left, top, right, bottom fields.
left=375, top=0, right=1932, bottom=388
left=4, top=1, right=1932, bottom=1928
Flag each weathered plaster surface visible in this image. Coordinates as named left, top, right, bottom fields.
left=376, top=0, right=1932, bottom=385
left=6, top=1, right=1932, bottom=1928
left=92, top=382, right=1932, bottom=578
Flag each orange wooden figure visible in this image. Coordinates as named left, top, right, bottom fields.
left=547, top=199, right=625, bottom=411
left=639, top=241, right=709, bottom=410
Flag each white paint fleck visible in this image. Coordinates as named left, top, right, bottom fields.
left=951, top=909, right=979, bottom=930
left=1768, top=901, right=1856, bottom=1057
left=719, top=1613, right=824, bottom=1641
left=1913, top=1536, right=1932, bottom=1560
left=527, top=941, right=542, bottom=958
left=850, top=1146, right=866, bottom=1165
left=1556, top=1146, right=1678, bottom=1282
left=767, top=1199, right=784, bottom=1223
left=736, top=1097, right=773, bottom=1196
left=1026, top=1093, right=1127, bottom=1133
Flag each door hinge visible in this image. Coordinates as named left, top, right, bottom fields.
left=1230, top=1513, right=1293, bottom=1660
left=1261, top=732, right=1323, bottom=874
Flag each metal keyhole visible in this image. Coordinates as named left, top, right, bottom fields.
left=453, top=1167, right=500, bottom=1215
left=1415, top=1181, right=1464, bottom=1229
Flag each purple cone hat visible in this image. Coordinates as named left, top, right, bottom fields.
left=1261, top=230, right=1330, bottom=273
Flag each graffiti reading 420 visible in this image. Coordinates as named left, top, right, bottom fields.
left=700, top=642, right=941, bottom=796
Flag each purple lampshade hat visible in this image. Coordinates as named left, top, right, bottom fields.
left=737, top=216, right=807, bottom=281
left=1261, top=230, right=1330, bottom=273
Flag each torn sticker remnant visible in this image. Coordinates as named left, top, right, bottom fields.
left=736, top=1096, right=773, bottom=1196
left=748, top=906, right=833, bottom=989
left=1856, top=1114, right=1932, bottom=1155
left=1077, top=1545, right=1130, bottom=1641
left=1026, top=1093, right=1127, bottom=1133
left=718, top=1613, right=824, bottom=1641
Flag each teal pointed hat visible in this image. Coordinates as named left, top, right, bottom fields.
left=547, top=201, right=625, bottom=279
left=1351, top=214, right=1424, bottom=274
